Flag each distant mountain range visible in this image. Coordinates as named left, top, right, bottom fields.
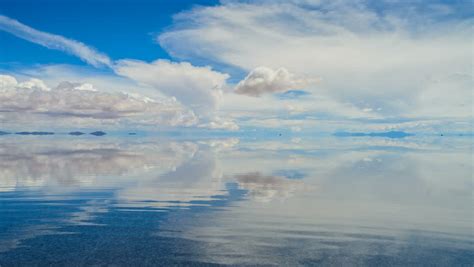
left=15, top=131, right=55, bottom=135
left=69, top=131, right=106, bottom=136
left=0, top=131, right=107, bottom=136
left=89, top=131, right=106, bottom=136
left=68, top=131, right=86, bottom=136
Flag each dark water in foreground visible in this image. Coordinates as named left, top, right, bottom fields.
left=0, top=136, right=472, bottom=266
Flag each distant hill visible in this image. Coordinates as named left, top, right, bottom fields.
left=68, top=131, right=86, bottom=136
left=90, top=131, right=106, bottom=136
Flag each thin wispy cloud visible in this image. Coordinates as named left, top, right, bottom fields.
left=0, top=15, right=112, bottom=67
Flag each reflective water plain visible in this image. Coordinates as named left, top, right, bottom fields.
left=0, top=135, right=472, bottom=266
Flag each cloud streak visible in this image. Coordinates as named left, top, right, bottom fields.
left=0, top=15, right=111, bottom=67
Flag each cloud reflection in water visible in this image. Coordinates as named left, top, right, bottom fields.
left=0, top=136, right=472, bottom=266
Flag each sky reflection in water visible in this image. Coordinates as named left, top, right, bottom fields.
left=0, top=136, right=472, bottom=266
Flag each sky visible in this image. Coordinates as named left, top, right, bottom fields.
left=0, top=0, right=472, bottom=133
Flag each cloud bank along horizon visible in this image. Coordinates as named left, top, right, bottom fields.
left=0, top=0, right=472, bottom=131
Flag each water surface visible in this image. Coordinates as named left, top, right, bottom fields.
left=0, top=135, right=472, bottom=266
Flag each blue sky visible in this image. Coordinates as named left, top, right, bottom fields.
left=0, top=0, right=472, bottom=133
left=0, top=0, right=219, bottom=65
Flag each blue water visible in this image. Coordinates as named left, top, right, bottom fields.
left=0, top=136, right=472, bottom=266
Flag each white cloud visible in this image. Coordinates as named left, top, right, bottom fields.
left=235, top=66, right=312, bottom=97
left=0, top=74, right=17, bottom=88
left=159, top=0, right=472, bottom=119
left=218, top=90, right=376, bottom=130
left=199, top=117, right=239, bottom=131
left=57, top=81, right=97, bottom=92
left=0, top=15, right=111, bottom=67
left=3, top=64, right=242, bottom=130
left=114, top=59, right=230, bottom=119
left=15, top=64, right=162, bottom=97
left=1, top=2, right=471, bottom=131
left=0, top=16, right=236, bottom=125
left=0, top=15, right=234, bottom=125
left=413, top=73, right=473, bottom=118
left=17, top=78, right=50, bottom=91
left=0, top=74, right=197, bottom=127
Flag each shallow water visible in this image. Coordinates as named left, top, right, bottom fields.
left=0, top=135, right=472, bottom=266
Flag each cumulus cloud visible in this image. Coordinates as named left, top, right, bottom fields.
left=0, top=74, right=197, bottom=127
left=114, top=59, right=229, bottom=118
left=0, top=15, right=111, bottom=67
left=159, top=0, right=472, bottom=119
left=235, top=67, right=312, bottom=97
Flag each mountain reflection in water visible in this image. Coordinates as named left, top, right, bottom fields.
left=0, top=136, right=472, bottom=266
